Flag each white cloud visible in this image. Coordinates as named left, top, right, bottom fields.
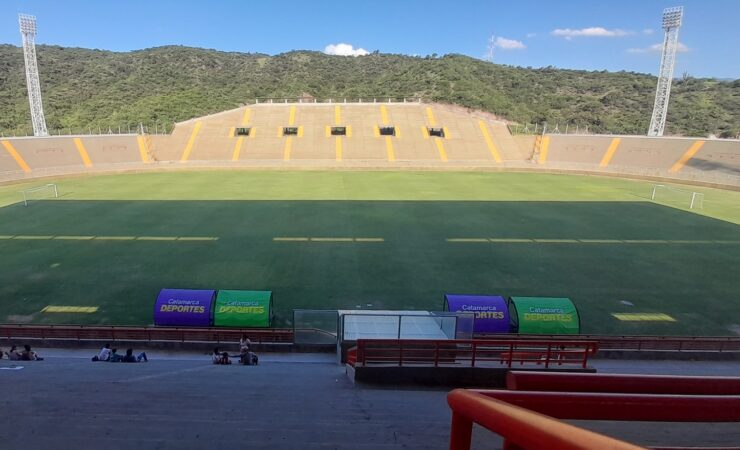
left=526, top=32, right=537, bottom=38
left=493, top=37, right=526, bottom=50
left=323, top=43, right=369, bottom=57
left=627, top=42, right=689, bottom=54
left=643, top=28, right=655, bottom=35
left=552, top=27, right=633, bottom=39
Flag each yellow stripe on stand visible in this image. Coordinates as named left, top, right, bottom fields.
left=283, top=136, right=293, bottom=161
left=335, top=137, right=343, bottom=161
left=232, top=136, right=245, bottom=161
left=477, top=121, right=502, bottom=163
left=334, top=105, right=341, bottom=125
left=73, top=138, right=93, bottom=167
left=180, top=121, right=202, bottom=162
left=288, top=105, right=296, bottom=126
left=346, top=125, right=352, bottom=138
left=426, top=107, right=437, bottom=126
left=1, top=140, right=31, bottom=173
left=538, top=136, right=551, bottom=165
left=434, top=138, right=448, bottom=162
left=250, top=127, right=256, bottom=138
left=380, top=105, right=389, bottom=125
left=599, top=138, right=621, bottom=167
left=670, top=140, right=705, bottom=173
left=421, top=126, right=429, bottom=139
left=229, top=127, right=235, bottom=137
left=241, top=108, right=251, bottom=125
left=385, top=136, right=395, bottom=162
left=136, top=136, right=150, bottom=164
left=325, top=126, right=331, bottom=138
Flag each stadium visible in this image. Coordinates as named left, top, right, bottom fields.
left=1, top=2, right=739, bottom=449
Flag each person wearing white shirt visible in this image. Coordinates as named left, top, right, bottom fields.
left=97, top=343, right=111, bottom=361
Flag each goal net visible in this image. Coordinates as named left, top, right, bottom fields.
left=650, top=184, right=704, bottom=210
left=20, top=183, right=59, bottom=206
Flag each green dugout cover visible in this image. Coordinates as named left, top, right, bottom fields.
left=214, top=290, right=273, bottom=327
left=509, top=297, right=580, bottom=334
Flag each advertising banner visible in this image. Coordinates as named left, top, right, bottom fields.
left=509, top=297, right=580, bottom=334
left=444, top=294, right=511, bottom=334
left=214, top=290, right=273, bottom=327
left=153, top=289, right=215, bottom=327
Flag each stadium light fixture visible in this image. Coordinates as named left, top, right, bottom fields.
left=18, top=13, right=48, bottom=137
left=647, top=6, right=684, bottom=137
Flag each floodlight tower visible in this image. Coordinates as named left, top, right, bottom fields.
left=647, top=6, right=683, bottom=137
left=19, top=14, right=48, bottom=137
left=485, top=35, right=495, bottom=62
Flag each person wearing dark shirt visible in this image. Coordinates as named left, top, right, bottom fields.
left=122, top=348, right=147, bottom=362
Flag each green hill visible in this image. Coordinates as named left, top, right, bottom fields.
left=0, top=44, right=737, bottom=137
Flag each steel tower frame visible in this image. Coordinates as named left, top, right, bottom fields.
left=647, top=6, right=683, bottom=137
left=19, top=14, right=48, bottom=137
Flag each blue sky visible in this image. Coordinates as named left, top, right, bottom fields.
left=1, top=0, right=738, bottom=78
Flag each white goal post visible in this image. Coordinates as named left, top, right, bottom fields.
left=20, top=183, right=58, bottom=206
left=650, top=184, right=704, bottom=210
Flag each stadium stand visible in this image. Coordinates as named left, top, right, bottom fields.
left=1, top=102, right=738, bottom=186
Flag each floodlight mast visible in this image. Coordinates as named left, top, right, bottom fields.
left=647, top=6, right=683, bottom=137
left=485, top=35, right=495, bottom=63
left=19, top=14, right=48, bottom=137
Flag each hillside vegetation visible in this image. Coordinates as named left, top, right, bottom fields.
left=0, top=45, right=737, bottom=137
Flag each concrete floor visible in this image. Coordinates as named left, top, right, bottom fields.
left=1, top=349, right=739, bottom=449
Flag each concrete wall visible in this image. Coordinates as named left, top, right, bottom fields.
left=0, top=135, right=144, bottom=181
left=539, top=134, right=740, bottom=185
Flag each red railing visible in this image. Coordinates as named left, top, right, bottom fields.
left=0, top=324, right=293, bottom=344
left=449, top=388, right=740, bottom=450
left=351, top=339, right=598, bottom=368
left=475, top=333, right=740, bottom=352
left=447, top=389, right=644, bottom=450
left=506, top=372, right=740, bottom=395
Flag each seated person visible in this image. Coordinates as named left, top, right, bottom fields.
left=20, top=345, right=43, bottom=361
left=239, top=334, right=251, bottom=354
left=6, top=346, right=21, bottom=361
left=238, top=349, right=258, bottom=366
left=122, top=348, right=147, bottom=363
left=93, top=343, right=112, bottom=362
left=212, top=348, right=230, bottom=365
left=109, top=348, right=124, bottom=362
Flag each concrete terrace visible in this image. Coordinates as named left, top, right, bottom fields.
left=1, top=349, right=739, bottom=449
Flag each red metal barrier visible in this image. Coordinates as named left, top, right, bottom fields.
left=0, top=324, right=293, bottom=344
left=353, top=339, right=598, bottom=368
left=474, top=334, right=740, bottom=353
left=346, top=347, right=357, bottom=367
left=473, top=390, right=740, bottom=422
left=506, top=372, right=740, bottom=395
left=447, top=389, right=645, bottom=450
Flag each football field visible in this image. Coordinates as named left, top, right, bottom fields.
left=0, top=171, right=738, bottom=335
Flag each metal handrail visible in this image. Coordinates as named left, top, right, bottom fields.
left=447, top=389, right=645, bottom=450
left=352, top=338, right=598, bottom=368
left=473, top=334, right=740, bottom=352
left=0, top=324, right=293, bottom=344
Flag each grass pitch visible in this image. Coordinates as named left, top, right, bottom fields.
left=0, top=171, right=738, bottom=335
